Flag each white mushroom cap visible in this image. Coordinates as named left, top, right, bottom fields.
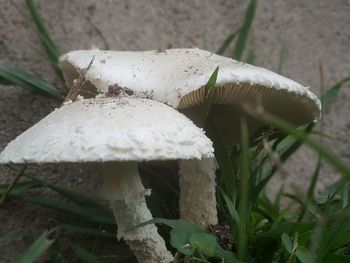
left=60, top=48, right=321, bottom=125
left=0, top=97, right=213, bottom=164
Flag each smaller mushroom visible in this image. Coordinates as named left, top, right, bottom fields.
left=0, top=96, right=214, bottom=263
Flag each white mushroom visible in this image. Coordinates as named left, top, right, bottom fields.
left=0, top=96, right=214, bottom=263
left=60, top=48, right=321, bottom=227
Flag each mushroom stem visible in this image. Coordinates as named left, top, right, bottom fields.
left=179, top=158, right=218, bottom=227
left=102, top=162, right=173, bottom=263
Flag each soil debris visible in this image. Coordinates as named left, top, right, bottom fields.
left=106, top=84, right=134, bottom=97
left=208, top=224, right=234, bottom=251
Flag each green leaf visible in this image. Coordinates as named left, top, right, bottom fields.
left=166, top=222, right=236, bottom=261
left=190, top=233, right=238, bottom=263
left=216, top=31, right=238, bottom=55
left=232, top=0, right=258, bottom=60
left=70, top=243, right=104, bottom=263
left=170, top=228, right=193, bottom=255
left=203, top=66, right=219, bottom=118
left=26, top=0, right=63, bottom=79
left=0, top=64, right=63, bottom=99
left=190, top=232, right=218, bottom=257
left=131, top=218, right=204, bottom=234
left=131, top=218, right=225, bottom=258
left=281, top=233, right=293, bottom=254
left=295, top=248, right=314, bottom=263
left=14, top=228, right=56, bottom=263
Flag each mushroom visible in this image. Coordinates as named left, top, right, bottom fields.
left=59, top=48, right=321, bottom=227
left=0, top=96, right=214, bottom=263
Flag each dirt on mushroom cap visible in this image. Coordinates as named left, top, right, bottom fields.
left=0, top=97, right=214, bottom=164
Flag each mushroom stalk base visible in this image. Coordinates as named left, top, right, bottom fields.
left=179, top=158, right=218, bottom=227
left=102, top=162, right=173, bottom=263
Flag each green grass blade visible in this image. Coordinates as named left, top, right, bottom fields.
left=205, top=116, right=237, bottom=201
left=26, top=0, right=62, bottom=79
left=14, top=228, right=57, bottom=263
left=299, top=65, right=324, bottom=216
left=277, top=47, right=287, bottom=74
left=232, top=0, right=258, bottom=60
left=60, top=223, right=115, bottom=239
left=246, top=48, right=255, bottom=65
left=26, top=175, right=109, bottom=211
left=281, top=233, right=293, bottom=254
left=276, top=124, right=314, bottom=162
left=70, top=243, right=104, bottom=263
left=252, top=206, right=274, bottom=223
left=0, top=180, right=42, bottom=196
left=130, top=218, right=204, bottom=233
left=263, top=115, right=350, bottom=178
left=0, top=64, right=63, bottom=99
left=317, top=179, right=346, bottom=205
left=296, top=248, right=315, bottom=263
left=256, top=195, right=281, bottom=223
left=237, top=119, right=250, bottom=260
left=0, top=76, right=12, bottom=85
left=297, top=156, right=322, bottom=222
left=312, top=210, right=350, bottom=262
left=273, top=184, right=285, bottom=209
left=216, top=31, right=238, bottom=55
left=219, top=187, right=240, bottom=225
left=321, top=76, right=350, bottom=108
left=22, top=196, right=115, bottom=225
left=341, top=181, right=350, bottom=208
left=0, top=232, right=29, bottom=242
left=252, top=124, right=314, bottom=203
left=203, top=67, right=237, bottom=201
left=51, top=252, right=69, bottom=263
left=256, top=222, right=315, bottom=239
left=324, top=254, right=350, bottom=263
left=203, top=66, right=219, bottom=118
left=219, top=187, right=240, bottom=239
left=320, top=209, right=350, bottom=252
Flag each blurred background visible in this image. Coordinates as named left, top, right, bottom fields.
left=0, top=0, right=349, bottom=261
